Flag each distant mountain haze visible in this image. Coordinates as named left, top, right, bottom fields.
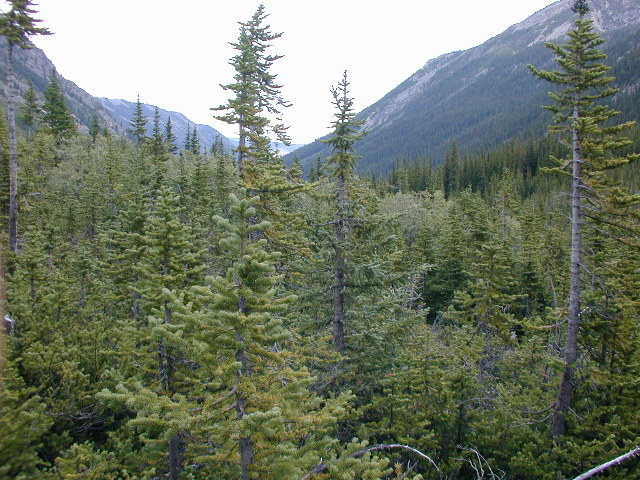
left=288, top=0, right=640, bottom=174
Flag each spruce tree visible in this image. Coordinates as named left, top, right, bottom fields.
left=322, top=71, right=366, bottom=353
left=88, top=110, right=100, bottom=144
left=529, top=0, right=640, bottom=437
left=42, top=70, right=77, bottom=141
left=213, top=4, right=291, bottom=180
left=190, top=125, right=200, bottom=155
left=128, top=94, right=147, bottom=147
left=443, top=142, right=460, bottom=200
left=100, top=188, right=205, bottom=479
left=148, top=106, right=168, bottom=187
left=164, top=116, right=178, bottom=154
left=0, top=0, right=50, bottom=251
left=20, top=81, right=41, bottom=142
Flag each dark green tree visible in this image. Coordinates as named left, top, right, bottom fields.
left=443, top=142, right=459, bottom=199
left=128, top=94, right=147, bottom=147
left=163, top=116, right=178, bottom=154
left=20, top=80, right=41, bottom=142
left=322, top=70, right=367, bottom=353
left=529, top=0, right=640, bottom=437
left=148, top=106, right=168, bottom=187
left=0, top=0, right=51, bottom=251
left=182, top=122, right=192, bottom=152
left=42, top=70, right=76, bottom=141
left=88, top=110, right=100, bottom=144
left=190, top=125, right=200, bottom=155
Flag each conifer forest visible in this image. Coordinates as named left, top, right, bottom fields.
left=1, top=1, right=640, bottom=479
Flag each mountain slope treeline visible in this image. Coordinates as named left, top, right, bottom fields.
left=291, top=0, right=640, bottom=175
left=0, top=37, right=231, bottom=153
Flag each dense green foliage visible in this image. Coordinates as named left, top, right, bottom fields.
left=1, top=3, right=640, bottom=480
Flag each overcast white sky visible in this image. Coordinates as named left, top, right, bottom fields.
left=20, top=0, right=559, bottom=144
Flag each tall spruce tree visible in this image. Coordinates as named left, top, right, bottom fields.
left=322, top=71, right=366, bottom=353
left=0, top=0, right=50, bottom=251
left=530, top=0, right=640, bottom=437
left=213, top=4, right=291, bottom=181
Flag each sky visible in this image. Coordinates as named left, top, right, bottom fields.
left=17, top=0, right=559, bottom=145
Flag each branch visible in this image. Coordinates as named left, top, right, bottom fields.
left=301, top=444, right=441, bottom=480
left=573, top=446, right=640, bottom=480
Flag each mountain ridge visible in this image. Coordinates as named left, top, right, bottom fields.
left=0, top=37, right=232, bottom=152
left=290, top=0, right=640, bottom=174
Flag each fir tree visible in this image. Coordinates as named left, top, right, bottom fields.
left=0, top=0, right=51, bottom=251
left=148, top=106, right=168, bottom=187
left=322, top=70, right=367, bottom=353
left=182, top=122, right=192, bottom=153
left=190, top=125, right=200, bottom=155
left=443, top=142, right=460, bottom=200
left=20, top=80, right=41, bottom=142
left=164, top=116, right=178, bottom=154
left=42, top=70, right=76, bottom=141
left=213, top=4, right=291, bottom=180
left=88, top=110, right=100, bottom=144
left=128, top=94, right=147, bottom=147
left=530, top=0, right=640, bottom=437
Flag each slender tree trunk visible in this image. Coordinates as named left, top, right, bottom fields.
left=551, top=106, right=582, bottom=437
left=168, top=434, right=183, bottom=480
left=332, top=174, right=348, bottom=353
left=160, top=302, right=183, bottom=480
left=235, top=293, right=254, bottom=480
left=237, top=117, right=246, bottom=179
left=7, top=45, right=18, bottom=252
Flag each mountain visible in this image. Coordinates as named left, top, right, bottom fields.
left=0, top=37, right=232, bottom=151
left=291, top=0, right=640, bottom=174
left=99, top=98, right=234, bottom=153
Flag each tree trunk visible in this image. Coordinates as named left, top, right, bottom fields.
left=7, top=45, right=18, bottom=252
left=160, top=302, right=183, bottom=479
left=235, top=293, right=254, bottom=479
left=551, top=106, right=582, bottom=437
left=332, top=173, right=348, bottom=353
left=168, top=433, right=183, bottom=480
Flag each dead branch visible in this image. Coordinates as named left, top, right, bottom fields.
left=573, top=446, right=640, bottom=480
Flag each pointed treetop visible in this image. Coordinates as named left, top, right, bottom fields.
left=572, top=0, right=590, bottom=15
left=0, top=0, right=51, bottom=48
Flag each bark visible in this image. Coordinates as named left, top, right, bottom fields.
left=168, top=433, right=183, bottom=480
left=551, top=105, right=582, bottom=437
left=7, top=45, right=18, bottom=251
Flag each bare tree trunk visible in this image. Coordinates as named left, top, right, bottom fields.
left=551, top=106, right=582, bottom=437
left=7, top=45, right=18, bottom=252
left=332, top=173, right=348, bottom=353
left=168, top=434, right=183, bottom=480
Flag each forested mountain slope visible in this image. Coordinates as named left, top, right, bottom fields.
left=2, top=2, right=640, bottom=479
left=0, top=37, right=231, bottom=150
left=291, top=0, right=640, bottom=174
